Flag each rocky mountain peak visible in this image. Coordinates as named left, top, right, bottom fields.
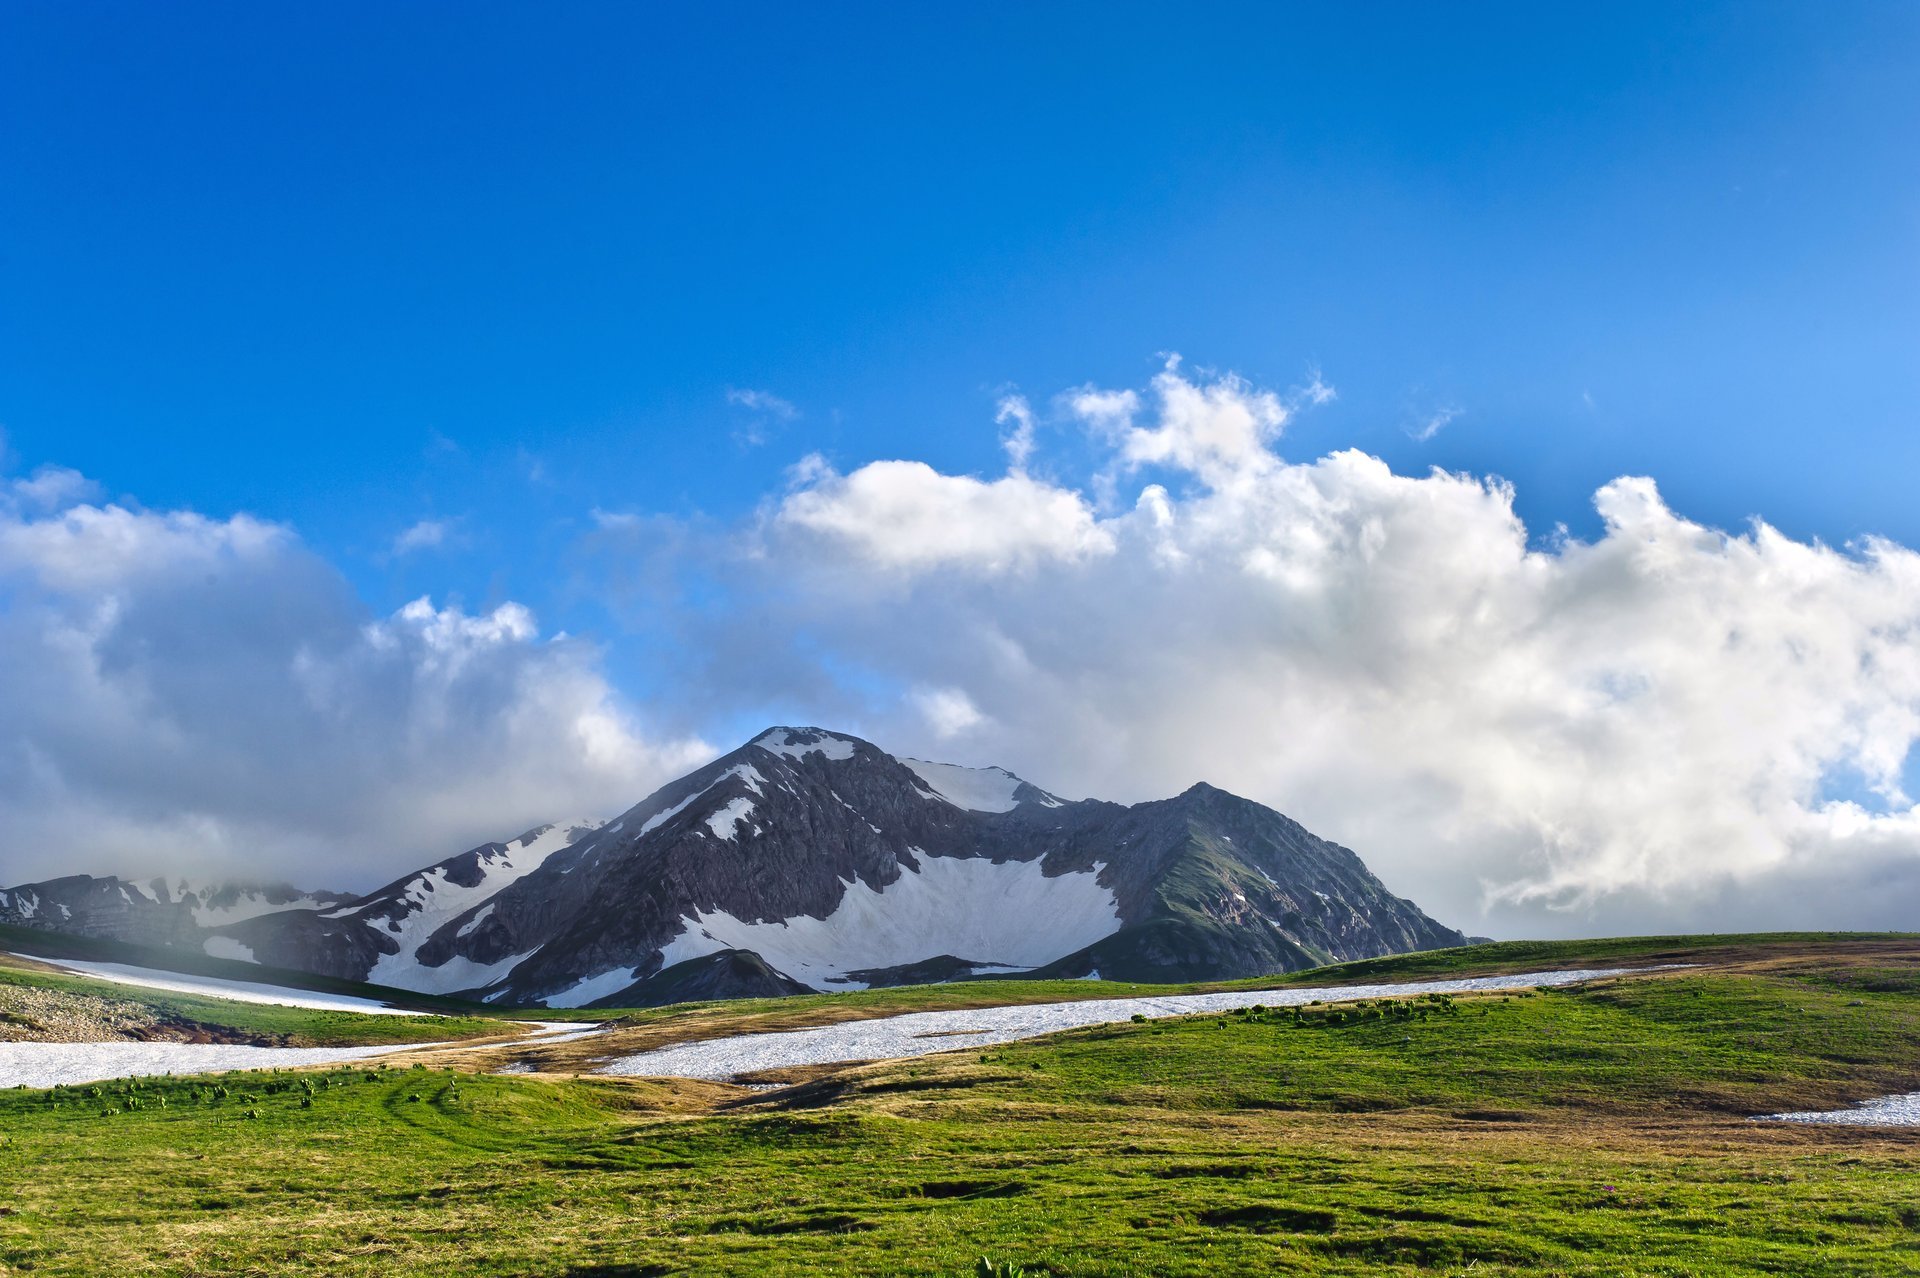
left=3, top=727, right=1468, bottom=1008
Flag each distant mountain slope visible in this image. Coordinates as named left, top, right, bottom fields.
left=0, top=876, right=346, bottom=951
left=0, top=728, right=1466, bottom=1006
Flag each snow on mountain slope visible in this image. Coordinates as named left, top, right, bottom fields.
left=900, top=758, right=1034, bottom=812
left=547, top=966, right=643, bottom=1009
left=752, top=727, right=857, bottom=761
left=335, top=819, right=602, bottom=993
left=654, top=852, right=1123, bottom=990
left=167, top=882, right=340, bottom=928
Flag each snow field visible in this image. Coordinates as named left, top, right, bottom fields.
left=899, top=758, right=1026, bottom=813
left=595, top=967, right=1648, bottom=1080
left=653, top=851, right=1122, bottom=990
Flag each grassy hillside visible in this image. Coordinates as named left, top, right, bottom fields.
left=2, top=934, right=1919, bottom=1275
left=0, top=951, right=512, bottom=1050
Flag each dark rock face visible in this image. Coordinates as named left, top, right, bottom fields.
left=590, top=949, right=814, bottom=1009
left=0, top=728, right=1468, bottom=1005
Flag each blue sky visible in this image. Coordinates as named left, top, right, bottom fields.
left=3, top=3, right=1920, bottom=931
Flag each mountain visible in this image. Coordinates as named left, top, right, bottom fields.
left=213, top=820, right=606, bottom=992
left=0, top=876, right=346, bottom=951
left=0, top=728, right=1467, bottom=1006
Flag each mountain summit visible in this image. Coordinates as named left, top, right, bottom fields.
left=1, top=727, right=1465, bottom=1006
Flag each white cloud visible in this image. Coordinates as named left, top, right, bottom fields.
left=729, top=361, right=1920, bottom=936
left=726, top=388, right=800, bottom=447
left=13, top=360, right=1920, bottom=940
left=5, top=465, right=101, bottom=511
left=1294, top=366, right=1338, bottom=408
left=995, top=394, right=1038, bottom=472
left=391, top=518, right=453, bottom=555
left=774, top=458, right=1114, bottom=574
left=912, top=686, right=987, bottom=738
left=1410, top=405, right=1462, bottom=442
left=726, top=387, right=799, bottom=420
left=1090, top=357, right=1289, bottom=487
left=0, top=484, right=710, bottom=888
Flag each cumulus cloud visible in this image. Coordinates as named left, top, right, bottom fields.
left=0, top=489, right=710, bottom=888
left=733, top=361, right=1920, bottom=936
left=13, top=360, right=1920, bottom=940
left=773, top=456, right=1114, bottom=575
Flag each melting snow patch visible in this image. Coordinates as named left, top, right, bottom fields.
left=656, top=852, right=1121, bottom=990
left=599, top=967, right=1654, bottom=1080
left=1758, top=1091, right=1920, bottom=1127
left=0, top=1040, right=447, bottom=1089
left=201, top=937, right=258, bottom=964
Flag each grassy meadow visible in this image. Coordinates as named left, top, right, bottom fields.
left=2, top=935, right=1919, bottom=1275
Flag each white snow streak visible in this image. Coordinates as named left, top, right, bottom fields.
left=546, top=967, right=641, bottom=1009
left=362, top=819, right=598, bottom=993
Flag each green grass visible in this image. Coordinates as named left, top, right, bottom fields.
left=4, top=935, right=1920, bottom=1275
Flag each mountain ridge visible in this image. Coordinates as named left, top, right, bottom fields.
left=0, top=726, right=1466, bottom=1006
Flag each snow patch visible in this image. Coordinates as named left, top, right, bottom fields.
left=753, top=728, right=857, bottom=761
left=598, top=967, right=1657, bottom=1080
left=656, top=852, right=1121, bottom=991
left=546, top=967, right=641, bottom=1009
left=360, top=820, right=599, bottom=993
left=0, top=1040, right=446, bottom=1089
left=189, top=890, right=336, bottom=929
left=899, top=758, right=1038, bottom=813
left=455, top=903, right=496, bottom=938
left=201, top=937, right=258, bottom=964
left=635, top=765, right=767, bottom=837
left=705, top=797, right=756, bottom=840
left=1759, top=1091, right=1920, bottom=1127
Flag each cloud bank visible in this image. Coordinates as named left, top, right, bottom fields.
left=0, top=476, right=709, bottom=887
left=7, top=362, right=1920, bottom=938
left=734, top=362, right=1920, bottom=935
